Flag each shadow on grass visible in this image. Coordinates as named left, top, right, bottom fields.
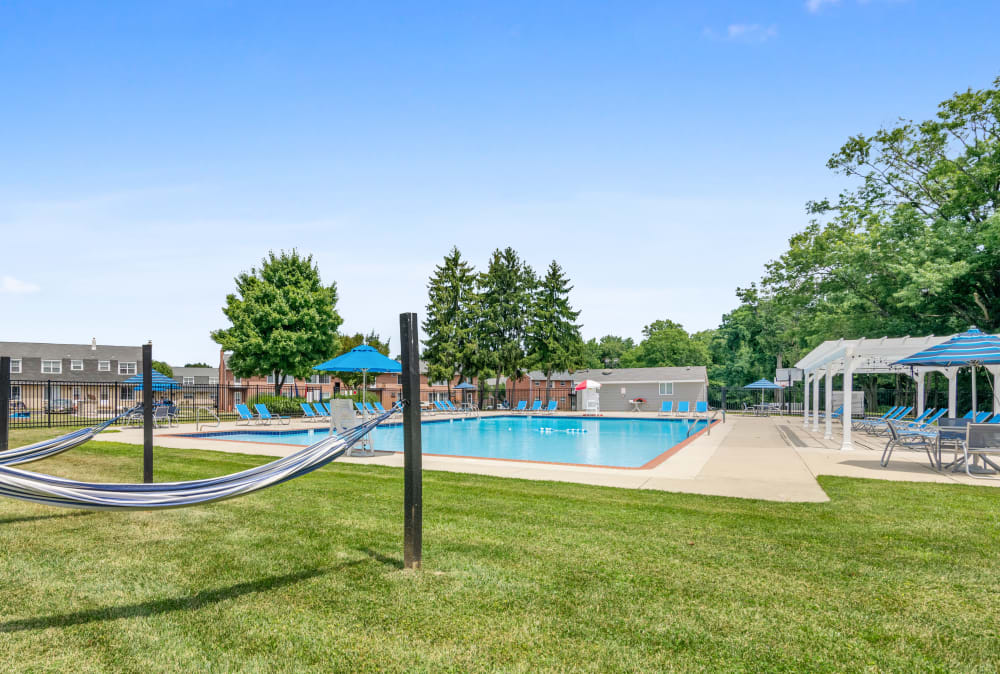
left=0, top=562, right=363, bottom=633
left=0, top=511, right=94, bottom=526
left=359, top=547, right=404, bottom=569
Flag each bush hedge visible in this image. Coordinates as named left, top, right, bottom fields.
left=247, top=394, right=306, bottom=416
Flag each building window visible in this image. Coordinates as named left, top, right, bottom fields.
left=182, top=377, right=195, bottom=386
left=183, top=393, right=194, bottom=401
left=310, top=374, right=330, bottom=384
left=10, top=359, right=21, bottom=374
left=98, top=360, right=110, bottom=372
left=72, top=387, right=82, bottom=401
left=119, top=362, right=137, bottom=375
left=233, top=377, right=242, bottom=385
left=658, top=382, right=674, bottom=396
left=42, top=360, right=62, bottom=374
left=71, top=360, right=84, bottom=371
left=209, top=377, right=218, bottom=385
left=431, top=380, right=446, bottom=387
left=10, top=385, right=20, bottom=401
left=266, top=374, right=275, bottom=384
left=100, top=389, right=109, bottom=402
left=120, top=386, right=134, bottom=401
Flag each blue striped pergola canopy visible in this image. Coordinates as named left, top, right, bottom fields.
left=122, top=370, right=182, bottom=390
left=892, top=328, right=1000, bottom=367
left=744, top=379, right=782, bottom=390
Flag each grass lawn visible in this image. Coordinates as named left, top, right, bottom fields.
left=0, top=440, right=998, bottom=672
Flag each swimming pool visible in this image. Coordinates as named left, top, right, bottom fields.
left=185, top=415, right=710, bottom=469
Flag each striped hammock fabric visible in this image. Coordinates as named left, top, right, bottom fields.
left=0, top=407, right=397, bottom=511
left=0, top=406, right=141, bottom=466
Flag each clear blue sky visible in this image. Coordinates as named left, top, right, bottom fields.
left=2, top=1, right=998, bottom=364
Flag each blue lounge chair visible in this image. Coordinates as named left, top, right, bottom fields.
left=988, top=415, right=1000, bottom=425
left=300, top=402, right=319, bottom=422
left=443, top=400, right=459, bottom=413
left=819, top=405, right=844, bottom=420
left=373, top=401, right=388, bottom=414
left=695, top=401, right=709, bottom=417
left=975, top=411, right=991, bottom=423
left=676, top=401, right=690, bottom=416
left=254, top=403, right=290, bottom=425
left=354, top=402, right=366, bottom=415
left=658, top=401, right=674, bottom=417
left=528, top=400, right=543, bottom=413
left=543, top=400, right=558, bottom=414
left=513, top=401, right=527, bottom=413
left=364, top=402, right=377, bottom=416
left=433, top=401, right=447, bottom=414
left=873, top=408, right=942, bottom=437
left=862, top=406, right=913, bottom=433
left=235, top=403, right=257, bottom=425
left=852, top=406, right=900, bottom=431
left=315, top=402, right=330, bottom=416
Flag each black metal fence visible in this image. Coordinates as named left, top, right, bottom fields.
left=6, top=379, right=326, bottom=429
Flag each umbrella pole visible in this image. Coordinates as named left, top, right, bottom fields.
left=972, top=365, right=977, bottom=416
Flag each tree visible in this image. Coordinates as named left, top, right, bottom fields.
left=211, top=250, right=342, bottom=394
left=184, top=362, right=211, bottom=368
left=476, top=248, right=536, bottom=385
left=423, top=247, right=478, bottom=402
left=151, top=361, right=173, bottom=379
left=329, top=331, right=391, bottom=393
left=622, top=319, right=710, bottom=369
left=581, top=335, right=636, bottom=369
left=525, top=261, right=584, bottom=399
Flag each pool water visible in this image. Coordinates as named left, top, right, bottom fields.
left=190, top=415, right=709, bottom=468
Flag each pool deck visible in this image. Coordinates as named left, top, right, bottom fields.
left=104, top=412, right=1000, bottom=503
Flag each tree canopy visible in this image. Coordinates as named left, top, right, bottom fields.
left=477, top=247, right=537, bottom=383
left=212, top=250, right=342, bottom=394
left=423, top=247, right=478, bottom=399
left=150, top=361, right=173, bottom=379
left=525, top=261, right=584, bottom=389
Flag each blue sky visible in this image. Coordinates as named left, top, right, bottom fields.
left=2, top=1, right=999, bottom=364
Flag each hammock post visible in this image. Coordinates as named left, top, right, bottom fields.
left=0, top=356, right=9, bottom=452
left=143, top=342, right=153, bottom=483
left=400, top=312, right=422, bottom=569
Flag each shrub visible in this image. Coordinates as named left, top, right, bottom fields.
left=247, top=394, right=305, bottom=416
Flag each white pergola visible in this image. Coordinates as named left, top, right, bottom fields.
left=794, top=334, right=1000, bottom=450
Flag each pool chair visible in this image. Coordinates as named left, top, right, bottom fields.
left=658, top=401, right=674, bottom=417
left=675, top=401, right=691, bottom=417
left=152, top=405, right=173, bottom=429
left=443, top=400, right=459, bottom=413
left=512, top=401, right=527, bottom=413
left=870, top=407, right=935, bottom=437
left=543, top=400, right=558, bottom=414
left=234, top=403, right=257, bottom=426
left=852, top=406, right=900, bottom=431
left=315, top=402, right=331, bottom=417
left=432, top=401, right=447, bottom=414
left=694, top=401, right=710, bottom=418
left=364, top=402, right=378, bottom=416
left=959, top=424, right=1000, bottom=479
left=528, top=400, right=543, bottom=414
left=373, top=401, right=388, bottom=414
left=254, top=403, right=291, bottom=425
left=299, top=402, right=321, bottom=422
left=354, top=402, right=367, bottom=416
left=881, top=420, right=938, bottom=468
left=819, top=405, right=844, bottom=420
left=860, top=406, right=912, bottom=434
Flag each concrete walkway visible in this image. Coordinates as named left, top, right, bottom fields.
left=102, top=413, right=1000, bottom=503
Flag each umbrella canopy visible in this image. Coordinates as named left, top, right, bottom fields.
left=743, top=379, right=782, bottom=390
left=893, top=328, right=1000, bottom=367
left=454, top=382, right=477, bottom=390
left=122, top=370, right=181, bottom=391
left=313, top=345, right=401, bottom=374
left=574, top=379, right=601, bottom=391
left=893, top=327, right=1000, bottom=415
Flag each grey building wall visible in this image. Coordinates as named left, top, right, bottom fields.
left=597, top=381, right=707, bottom=412
left=1, top=343, right=144, bottom=383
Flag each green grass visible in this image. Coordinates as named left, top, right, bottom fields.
left=1, top=441, right=999, bottom=672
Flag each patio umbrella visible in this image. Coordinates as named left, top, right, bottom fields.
left=893, top=327, right=1000, bottom=415
left=455, top=381, right=477, bottom=406
left=314, top=345, right=402, bottom=430
left=574, top=379, right=601, bottom=391
left=122, top=371, right=181, bottom=392
left=743, top=378, right=782, bottom=407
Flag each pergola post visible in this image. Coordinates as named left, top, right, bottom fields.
left=824, top=368, right=834, bottom=440
left=914, top=368, right=925, bottom=416
left=803, top=372, right=811, bottom=427
left=945, top=368, right=958, bottom=418
left=840, top=349, right=855, bottom=451
left=812, top=372, right=820, bottom=432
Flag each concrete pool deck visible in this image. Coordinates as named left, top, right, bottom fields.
left=104, top=412, right=1000, bottom=503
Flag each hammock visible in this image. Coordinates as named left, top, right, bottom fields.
left=0, top=407, right=397, bottom=511
left=0, top=406, right=141, bottom=466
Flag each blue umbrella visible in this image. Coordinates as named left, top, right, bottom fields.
left=454, top=382, right=477, bottom=390
left=314, top=345, right=401, bottom=423
left=123, top=370, right=181, bottom=392
left=744, top=378, right=782, bottom=407
left=894, top=327, right=1000, bottom=412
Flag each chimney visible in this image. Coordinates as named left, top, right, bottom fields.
left=91, top=337, right=97, bottom=351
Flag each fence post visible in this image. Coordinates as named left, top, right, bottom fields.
left=143, top=342, right=153, bottom=483
left=0, top=356, right=9, bottom=452
left=400, top=312, right=422, bottom=570
left=46, top=380, right=52, bottom=428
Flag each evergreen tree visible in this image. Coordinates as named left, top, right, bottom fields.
left=477, top=247, right=536, bottom=386
left=526, top=261, right=583, bottom=400
left=422, top=247, right=478, bottom=402
left=212, top=250, right=342, bottom=394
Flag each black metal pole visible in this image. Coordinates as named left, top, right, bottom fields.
left=400, top=312, right=422, bottom=569
left=142, top=342, right=153, bottom=483
left=0, top=356, right=9, bottom=452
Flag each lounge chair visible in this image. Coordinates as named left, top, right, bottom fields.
left=818, top=405, right=844, bottom=420
left=861, top=406, right=913, bottom=434
left=300, top=402, right=320, bottom=422
left=512, top=401, right=527, bottom=413
left=528, top=400, right=543, bottom=413
left=658, top=401, right=674, bottom=417
left=362, top=402, right=376, bottom=416
left=373, top=402, right=388, bottom=414
left=235, top=403, right=257, bottom=426
left=254, top=403, right=291, bottom=425
left=433, top=401, right=447, bottom=414
left=543, top=400, right=558, bottom=414
left=975, top=411, right=991, bottom=423
left=881, top=420, right=938, bottom=468
left=675, top=401, right=691, bottom=417
left=870, top=407, right=934, bottom=437
left=444, top=400, right=460, bottom=413
left=152, top=405, right=172, bottom=429
left=354, top=402, right=367, bottom=416
left=694, top=401, right=710, bottom=418
left=315, top=402, right=331, bottom=417
left=852, top=406, right=900, bottom=431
